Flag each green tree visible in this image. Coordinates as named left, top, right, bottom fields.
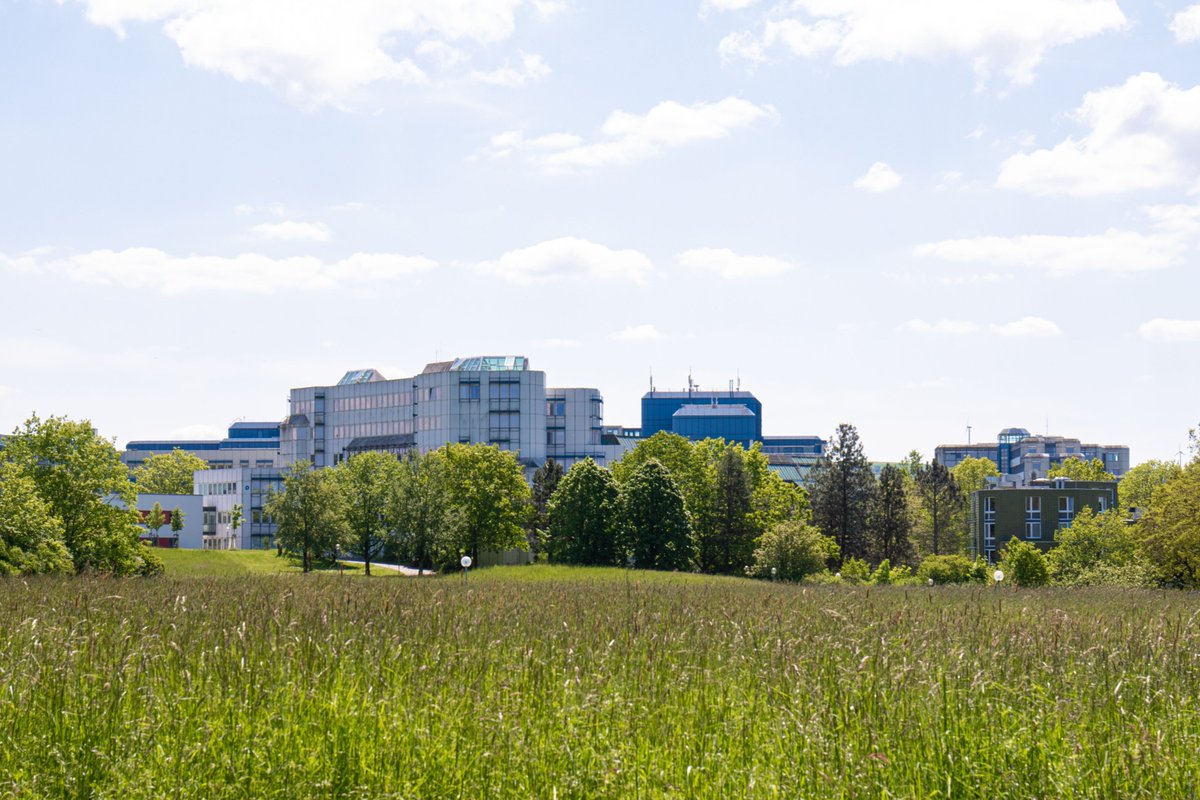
left=338, top=451, right=402, bottom=576
left=870, top=464, right=914, bottom=566
left=1119, top=460, right=1182, bottom=515
left=230, top=503, right=243, bottom=544
left=388, top=450, right=454, bottom=575
left=441, top=444, right=531, bottom=564
left=170, top=506, right=185, bottom=541
left=612, top=432, right=711, bottom=525
left=0, top=462, right=73, bottom=576
left=1048, top=457, right=1114, bottom=482
left=528, top=458, right=564, bottom=557
left=704, top=447, right=756, bottom=574
left=145, top=501, right=166, bottom=542
left=999, top=537, right=1049, bottom=587
left=951, top=456, right=1000, bottom=495
left=1137, top=460, right=1200, bottom=587
left=807, top=424, right=876, bottom=563
left=914, top=461, right=961, bottom=556
left=621, top=459, right=697, bottom=571
left=265, top=461, right=349, bottom=573
left=1, top=414, right=160, bottom=576
left=901, top=450, right=924, bottom=479
left=131, top=449, right=210, bottom=494
left=917, top=554, right=980, bottom=585
left=751, top=519, right=837, bottom=581
left=1047, top=506, right=1145, bottom=586
left=546, top=458, right=623, bottom=565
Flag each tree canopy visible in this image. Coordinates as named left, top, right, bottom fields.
left=1119, top=460, right=1182, bottom=514
left=132, top=449, right=210, bottom=495
left=1048, top=457, right=1114, bottom=482
left=807, top=424, right=876, bottom=563
left=337, top=451, right=402, bottom=576
left=266, top=460, right=350, bottom=573
left=546, top=458, right=623, bottom=566
left=440, top=444, right=531, bottom=563
left=1137, top=459, right=1200, bottom=588
left=621, top=459, right=696, bottom=571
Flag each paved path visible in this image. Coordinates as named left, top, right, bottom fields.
left=338, top=560, right=432, bottom=577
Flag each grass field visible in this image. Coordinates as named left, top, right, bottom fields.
left=1, top=567, right=1198, bottom=798
left=154, top=548, right=394, bottom=577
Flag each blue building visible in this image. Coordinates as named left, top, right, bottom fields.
left=641, top=389, right=763, bottom=442
left=122, top=421, right=281, bottom=472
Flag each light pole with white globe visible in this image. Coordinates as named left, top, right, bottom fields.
left=993, top=568, right=1004, bottom=588
left=461, top=554, right=473, bottom=584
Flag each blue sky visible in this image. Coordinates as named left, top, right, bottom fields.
left=2, top=0, right=1199, bottom=462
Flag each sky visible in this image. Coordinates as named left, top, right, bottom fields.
left=1, top=0, right=1199, bottom=463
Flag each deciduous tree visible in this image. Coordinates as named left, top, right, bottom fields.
left=1137, top=459, right=1200, bottom=588
left=131, top=449, right=210, bottom=495
left=546, top=458, right=622, bottom=566
left=1119, top=460, right=1182, bottom=514
left=999, top=537, right=1049, bottom=587
left=0, top=463, right=73, bottom=576
left=751, top=519, right=837, bottom=581
left=621, top=459, right=696, bottom=571
left=440, top=444, right=531, bottom=564
left=338, top=451, right=402, bottom=576
left=266, top=461, right=349, bottom=573
left=1047, top=507, right=1145, bottom=586
left=388, top=451, right=454, bottom=575
left=1048, top=457, right=1114, bottom=482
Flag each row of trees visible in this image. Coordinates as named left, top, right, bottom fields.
left=0, top=415, right=162, bottom=576
left=266, top=445, right=531, bottom=574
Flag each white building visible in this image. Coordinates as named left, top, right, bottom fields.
left=280, top=356, right=607, bottom=474
left=131, top=493, right=204, bottom=549
left=195, top=467, right=282, bottom=550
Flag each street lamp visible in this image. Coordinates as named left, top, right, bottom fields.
left=461, top=554, right=473, bottom=584
left=993, top=569, right=1004, bottom=587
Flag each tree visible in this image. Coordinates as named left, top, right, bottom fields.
left=704, top=447, right=756, bottom=573
left=917, top=554, right=982, bottom=585
left=338, top=451, right=402, bottom=576
left=131, top=449, right=210, bottom=495
left=1119, top=460, right=1182, bottom=514
left=1046, top=507, right=1145, bottom=586
left=441, top=444, right=531, bottom=564
left=528, top=458, right=564, bottom=556
left=1137, top=460, right=1200, bottom=587
left=807, top=424, right=876, bottom=563
left=621, top=459, right=697, bottom=571
left=170, top=506, right=185, bottom=541
left=1048, top=457, right=1114, bottom=482
left=230, top=503, right=243, bottom=546
left=751, top=519, right=837, bottom=581
left=914, top=461, right=961, bottom=556
left=870, top=464, right=914, bottom=566
left=999, top=537, right=1049, bottom=587
left=1, top=414, right=161, bottom=576
left=265, top=461, right=349, bottom=573
left=0, top=462, right=73, bottom=576
left=612, top=432, right=711, bottom=525
left=901, top=450, right=924, bottom=479
left=951, top=456, right=1000, bottom=495
left=388, top=451, right=454, bottom=575
left=145, top=501, right=166, bottom=542
left=546, top=458, right=623, bottom=565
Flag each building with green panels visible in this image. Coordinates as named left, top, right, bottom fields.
left=969, top=478, right=1119, bottom=562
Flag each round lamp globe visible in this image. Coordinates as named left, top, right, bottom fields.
left=461, top=555, right=473, bottom=569
left=993, top=569, right=1004, bottom=583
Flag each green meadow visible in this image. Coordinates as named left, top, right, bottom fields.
left=1, top=566, right=1197, bottom=798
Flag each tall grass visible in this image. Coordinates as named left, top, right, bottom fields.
left=0, top=567, right=1197, bottom=798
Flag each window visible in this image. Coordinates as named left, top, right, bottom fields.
left=489, top=411, right=519, bottom=441
left=547, top=400, right=565, bottom=416
left=1025, top=496, right=1041, bottom=539
left=547, top=429, right=565, bottom=446
left=983, top=496, right=996, bottom=547
left=1058, top=496, right=1074, bottom=526
left=1098, top=495, right=1108, bottom=512
left=489, top=381, right=520, bottom=400
left=459, top=382, right=480, bottom=401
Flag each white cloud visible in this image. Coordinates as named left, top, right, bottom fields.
left=997, top=73, right=1200, bottom=196
left=675, top=247, right=793, bottom=278
left=901, top=319, right=979, bottom=335
left=251, top=220, right=333, bottom=242
left=470, top=51, right=550, bottom=87
left=475, top=237, right=653, bottom=284
left=990, top=317, right=1062, bottom=337
left=481, top=97, right=777, bottom=174
left=1, top=248, right=436, bottom=295
left=1138, top=318, right=1200, bottom=342
left=610, top=324, right=664, bottom=341
left=70, top=0, right=548, bottom=107
left=915, top=203, right=1200, bottom=275
left=414, top=40, right=469, bottom=69
left=716, top=0, right=1125, bottom=86
left=1170, top=5, right=1200, bottom=42
left=854, top=161, right=902, bottom=192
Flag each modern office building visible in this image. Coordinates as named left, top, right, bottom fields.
left=195, top=467, right=282, bottom=550
left=279, top=356, right=606, bottom=473
left=935, top=427, right=1129, bottom=486
left=968, top=478, right=1119, bottom=562
left=134, top=493, right=205, bottom=549
left=123, top=421, right=281, bottom=472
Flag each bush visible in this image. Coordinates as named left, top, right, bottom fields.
left=871, top=559, right=892, bottom=585
left=917, top=554, right=980, bottom=585
left=999, top=538, right=1049, bottom=587
left=839, top=556, right=870, bottom=583
left=751, top=520, right=838, bottom=582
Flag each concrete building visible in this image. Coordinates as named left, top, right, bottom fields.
left=968, top=478, right=1118, bottom=561
left=134, top=493, right=204, bottom=549
left=123, top=421, right=281, bottom=472
left=936, top=427, right=1129, bottom=486
left=195, top=467, right=282, bottom=550
left=280, top=356, right=606, bottom=473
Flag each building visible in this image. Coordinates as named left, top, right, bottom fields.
left=134, top=493, right=204, bottom=549
left=968, top=478, right=1118, bottom=562
left=123, top=421, right=281, bottom=472
left=936, top=427, right=1129, bottom=486
left=279, top=356, right=606, bottom=473
left=195, top=467, right=282, bottom=550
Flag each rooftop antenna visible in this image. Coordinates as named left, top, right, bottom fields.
left=729, top=378, right=734, bottom=397
left=967, top=424, right=972, bottom=445
left=649, top=369, right=654, bottom=393
left=736, top=369, right=741, bottom=392
left=688, top=367, right=694, bottom=396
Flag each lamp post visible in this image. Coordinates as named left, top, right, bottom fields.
left=993, top=569, right=1004, bottom=588
left=461, top=554, right=473, bottom=584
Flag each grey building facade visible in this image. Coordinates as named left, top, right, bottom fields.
left=968, top=478, right=1119, bottom=562
left=936, top=427, right=1129, bottom=486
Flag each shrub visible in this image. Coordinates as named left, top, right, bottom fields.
left=917, top=554, right=979, bottom=585
left=839, top=556, right=870, bottom=583
left=871, top=559, right=892, bottom=585
left=751, top=520, right=838, bottom=582
left=999, top=537, right=1049, bottom=587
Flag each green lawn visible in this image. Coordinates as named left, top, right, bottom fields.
left=155, top=548, right=370, bottom=576
left=1, top=567, right=1198, bottom=798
